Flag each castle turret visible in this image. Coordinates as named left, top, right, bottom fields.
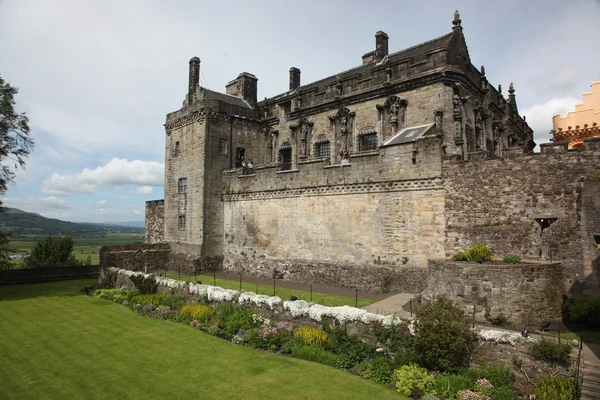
left=226, top=72, right=258, bottom=108
left=289, top=67, right=301, bottom=91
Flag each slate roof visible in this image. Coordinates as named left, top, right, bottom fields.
left=201, top=88, right=252, bottom=109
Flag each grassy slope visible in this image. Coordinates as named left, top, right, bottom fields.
left=166, top=272, right=377, bottom=308
left=0, top=280, right=404, bottom=400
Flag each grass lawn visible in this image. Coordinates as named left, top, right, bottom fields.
left=545, top=330, right=600, bottom=345
left=165, top=272, right=377, bottom=308
left=0, top=280, right=404, bottom=400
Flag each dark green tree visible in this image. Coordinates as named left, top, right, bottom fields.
left=24, top=235, right=80, bottom=268
left=413, top=297, right=476, bottom=372
left=0, top=75, right=35, bottom=269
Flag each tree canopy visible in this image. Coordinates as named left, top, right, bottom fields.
left=24, top=235, right=81, bottom=268
left=0, top=74, right=35, bottom=269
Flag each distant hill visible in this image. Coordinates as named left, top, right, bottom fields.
left=0, top=208, right=145, bottom=237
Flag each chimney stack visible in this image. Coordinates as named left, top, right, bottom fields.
left=375, top=31, right=389, bottom=62
left=226, top=72, right=258, bottom=108
left=188, top=56, right=200, bottom=104
left=289, top=67, right=301, bottom=91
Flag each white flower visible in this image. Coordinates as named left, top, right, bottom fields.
left=238, top=292, right=282, bottom=310
left=477, top=328, right=535, bottom=345
left=283, top=300, right=400, bottom=326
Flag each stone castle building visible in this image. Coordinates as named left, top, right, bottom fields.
left=145, top=12, right=600, bottom=296
left=552, top=80, right=600, bottom=149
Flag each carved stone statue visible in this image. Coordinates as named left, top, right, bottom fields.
left=335, top=75, right=343, bottom=96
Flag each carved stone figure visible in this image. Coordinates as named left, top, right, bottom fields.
left=335, top=75, right=343, bottom=96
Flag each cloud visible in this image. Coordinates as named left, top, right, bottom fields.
left=521, top=97, right=579, bottom=146
left=94, top=200, right=109, bottom=208
left=135, top=186, right=153, bottom=195
left=3, top=196, right=74, bottom=211
left=42, top=158, right=164, bottom=195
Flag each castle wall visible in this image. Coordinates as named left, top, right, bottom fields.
left=163, top=119, right=206, bottom=254
left=144, top=200, right=164, bottom=244
left=221, top=140, right=444, bottom=292
left=443, top=138, right=600, bottom=295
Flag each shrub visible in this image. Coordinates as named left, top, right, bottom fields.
left=414, top=297, right=476, bottom=372
left=502, top=254, right=521, bottom=264
left=530, top=339, right=571, bottom=365
left=361, top=357, right=392, bottom=385
left=420, top=394, right=440, bottom=400
left=164, top=294, right=187, bottom=310
left=452, top=252, right=468, bottom=261
left=465, top=243, right=494, bottom=262
left=480, top=364, right=514, bottom=388
left=94, top=289, right=128, bottom=303
left=491, top=386, right=518, bottom=400
left=323, top=324, right=376, bottom=365
left=567, top=297, right=600, bottom=328
left=129, top=274, right=158, bottom=294
left=294, top=326, right=329, bottom=346
left=433, top=373, right=475, bottom=399
left=131, top=293, right=167, bottom=306
left=291, top=344, right=338, bottom=367
left=394, top=363, right=435, bottom=396
left=216, top=303, right=256, bottom=337
left=181, top=303, right=215, bottom=322
left=533, top=376, right=576, bottom=400
left=488, top=313, right=510, bottom=327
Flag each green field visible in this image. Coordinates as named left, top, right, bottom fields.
left=8, top=233, right=143, bottom=265
left=166, top=272, right=377, bottom=308
left=0, top=280, right=404, bottom=400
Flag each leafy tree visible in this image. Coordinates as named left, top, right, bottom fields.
left=0, top=75, right=34, bottom=269
left=24, top=235, right=80, bottom=268
left=413, top=297, right=476, bottom=372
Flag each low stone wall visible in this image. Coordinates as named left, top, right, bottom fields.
left=421, top=260, right=565, bottom=328
left=0, top=265, right=100, bottom=285
left=100, top=244, right=171, bottom=273
left=223, top=256, right=428, bottom=294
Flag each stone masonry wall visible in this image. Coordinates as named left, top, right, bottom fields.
left=222, top=139, right=444, bottom=292
left=580, top=178, right=600, bottom=295
left=443, top=138, right=600, bottom=295
left=422, top=260, right=565, bottom=328
left=144, top=200, right=164, bottom=244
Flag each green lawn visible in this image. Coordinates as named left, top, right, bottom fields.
left=0, top=280, right=404, bottom=400
left=166, top=272, right=377, bottom=308
left=545, top=330, right=600, bottom=345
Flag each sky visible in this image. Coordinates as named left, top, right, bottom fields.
left=0, top=0, right=599, bottom=223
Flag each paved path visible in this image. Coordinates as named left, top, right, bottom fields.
left=361, top=292, right=415, bottom=319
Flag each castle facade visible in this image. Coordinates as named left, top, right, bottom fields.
left=146, top=12, right=600, bottom=296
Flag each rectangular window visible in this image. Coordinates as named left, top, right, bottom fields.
left=219, top=138, right=227, bottom=155
left=358, top=133, right=378, bottom=151
left=174, top=141, right=180, bottom=156
left=316, top=142, right=330, bottom=158
left=178, top=177, right=187, bottom=194
left=178, top=215, right=186, bottom=230
left=279, top=148, right=292, bottom=171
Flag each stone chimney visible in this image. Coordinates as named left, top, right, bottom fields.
left=289, top=67, right=301, bottom=91
left=188, top=56, right=200, bottom=105
left=226, top=72, right=258, bottom=108
left=375, top=31, right=389, bottom=62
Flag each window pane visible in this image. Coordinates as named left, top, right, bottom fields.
left=316, top=142, right=330, bottom=158
left=359, top=133, right=378, bottom=151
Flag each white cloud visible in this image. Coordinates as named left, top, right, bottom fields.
left=94, top=200, right=109, bottom=208
left=135, top=186, right=153, bottom=195
left=42, top=158, right=164, bottom=195
left=3, top=196, right=74, bottom=211
left=521, top=97, right=579, bottom=146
